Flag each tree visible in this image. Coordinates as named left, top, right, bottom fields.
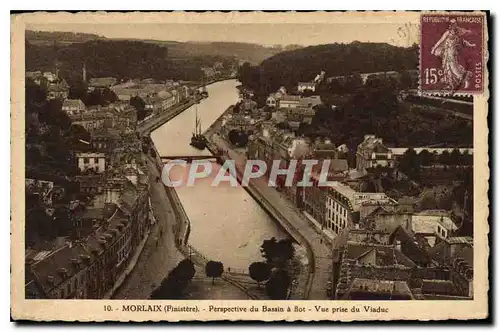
left=130, top=96, right=148, bottom=121
left=261, top=237, right=278, bottom=263
left=419, top=193, right=438, bottom=210
left=205, top=261, right=224, bottom=285
left=265, top=269, right=290, bottom=299
left=228, top=129, right=240, bottom=145
left=439, top=150, right=452, bottom=165
left=449, top=148, right=462, bottom=166
left=176, top=258, right=196, bottom=282
left=26, top=206, right=56, bottom=243
left=67, top=124, right=91, bottom=150
left=399, top=70, right=414, bottom=90
left=260, top=237, right=295, bottom=266
left=248, top=262, right=271, bottom=288
left=150, top=259, right=195, bottom=299
left=344, top=73, right=363, bottom=93
left=84, top=88, right=117, bottom=106
left=227, top=129, right=249, bottom=147
left=68, top=81, right=88, bottom=101
left=399, top=148, right=420, bottom=180
left=419, top=149, right=434, bottom=166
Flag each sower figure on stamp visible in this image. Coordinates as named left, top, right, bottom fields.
left=431, top=18, right=476, bottom=90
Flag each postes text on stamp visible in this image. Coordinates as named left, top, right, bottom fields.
left=420, top=13, right=484, bottom=95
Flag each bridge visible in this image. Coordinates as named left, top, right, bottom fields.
left=160, top=155, right=218, bottom=163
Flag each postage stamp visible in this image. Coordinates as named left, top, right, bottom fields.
left=420, top=13, right=486, bottom=95
left=10, top=11, right=489, bottom=322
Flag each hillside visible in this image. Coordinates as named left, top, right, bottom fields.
left=25, top=30, right=105, bottom=45
left=239, top=42, right=418, bottom=95
left=25, top=39, right=239, bottom=84
left=142, top=40, right=287, bottom=65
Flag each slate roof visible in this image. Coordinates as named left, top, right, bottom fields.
left=389, top=226, right=432, bottom=267
left=421, top=279, right=457, bottom=295
left=62, top=99, right=85, bottom=110
left=118, top=181, right=139, bottom=216
left=280, top=95, right=301, bottom=102
left=30, top=243, right=91, bottom=296
left=411, top=214, right=458, bottom=234
left=88, top=77, right=117, bottom=88
left=327, top=159, right=349, bottom=173
left=358, top=135, right=389, bottom=153
left=299, top=96, right=322, bottom=107
left=343, top=278, right=414, bottom=299
left=447, top=236, right=473, bottom=245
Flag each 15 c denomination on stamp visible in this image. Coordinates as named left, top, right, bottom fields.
left=420, top=13, right=485, bottom=95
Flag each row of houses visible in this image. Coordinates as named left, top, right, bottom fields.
left=26, top=73, right=153, bottom=298
left=245, top=119, right=471, bottom=299
left=25, top=168, right=150, bottom=299
left=64, top=102, right=138, bottom=135
left=247, top=122, right=466, bottom=252
left=266, top=90, right=322, bottom=110
left=111, top=80, right=190, bottom=113
left=331, top=226, right=473, bottom=299
left=26, top=70, right=70, bottom=100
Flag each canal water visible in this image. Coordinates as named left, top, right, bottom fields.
left=151, top=80, right=287, bottom=271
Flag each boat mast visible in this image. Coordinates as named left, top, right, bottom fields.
left=193, top=104, right=198, bottom=136
left=197, top=113, right=202, bottom=136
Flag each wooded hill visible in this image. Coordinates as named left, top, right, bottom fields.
left=239, top=42, right=418, bottom=95
left=25, top=30, right=287, bottom=83
left=26, top=30, right=105, bottom=44
left=25, top=39, right=225, bottom=84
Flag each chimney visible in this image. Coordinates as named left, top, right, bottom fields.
left=47, top=275, right=55, bottom=286
left=98, top=239, right=107, bottom=249
left=57, top=268, right=68, bottom=280
left=70, top=258, right=80, bottom=269
left=395, top=240, right=402, bottom=251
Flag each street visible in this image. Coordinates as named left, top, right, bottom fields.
left=113, top=157, right=185, bottom=299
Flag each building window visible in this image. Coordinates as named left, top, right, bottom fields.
left=94, top=157, right=99, bottom=164
left=83, top=157, right=89, bottom=164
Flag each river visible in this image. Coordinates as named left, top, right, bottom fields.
left=151, top=80, right=287, bottom=271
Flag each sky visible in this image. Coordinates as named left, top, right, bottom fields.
left=26, top=23, right=419, bottom=47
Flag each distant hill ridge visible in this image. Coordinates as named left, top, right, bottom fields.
left=26, top=30, right=106, bottom=43
left=25, top=30, right=292, bottom=65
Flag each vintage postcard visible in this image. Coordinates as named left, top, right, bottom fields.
left=11, top=11, right=489, bottom=321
